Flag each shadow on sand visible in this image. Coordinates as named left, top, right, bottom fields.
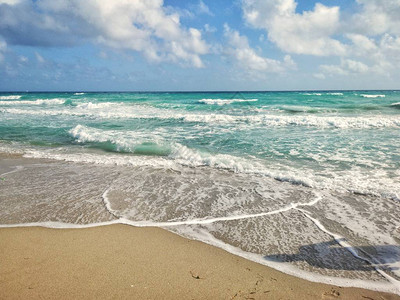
left=264, top=239, right=400, bottom=272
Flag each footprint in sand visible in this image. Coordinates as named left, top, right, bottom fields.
left=323, top=288, right=341, bottom=298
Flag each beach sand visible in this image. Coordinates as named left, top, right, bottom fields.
left=1, top=224, right=399, bottom=299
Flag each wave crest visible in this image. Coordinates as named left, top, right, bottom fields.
left=0, top=98, right=65, bottom=106
left=198, top=98, right=258, bottom=105
left=0, top=95, right=22, bottom=100
left=361, top=94, right=385, bottom=98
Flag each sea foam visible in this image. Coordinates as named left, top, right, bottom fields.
left=3, top=106, right=400, bottom=129
left=361, top=94, right=385, bottom=98
left=0, top=98, right=65, bottom=105
left=198, top=98, right=258, bottom=105
left=0, top=95, right=22, bottom=100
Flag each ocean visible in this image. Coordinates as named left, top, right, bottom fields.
left=0, top=91, right=399, bottom=293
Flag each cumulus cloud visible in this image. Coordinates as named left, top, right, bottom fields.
left=320, top=59, right=369, bottom=76
left=242, top=0, right=400, bottom=81
left=242, top=0, right=347, bottom=56
left=352, top=0, right=400, bottom=36
left=223, top=24, right=295, bottom=76
left=0, top=0, right=209, bottom=67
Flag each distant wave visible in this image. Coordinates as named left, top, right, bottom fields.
left=0, top=98, right=65, bottom=106
left=391, top=102, right=400, bottom=109
left=360, top=94, right=385, bottom=98
left=0, top=95, right=22, bottom=100
left=76, top=102, right=117, bottom=109
left=302, top=93, right=322, bottom=96
left=198, top=98, right=258, bottom=105
left=303, top=92, right=343, bottom=96
left=3, top=106, right=400, bottom=129
left=274, top=105, right=337, bottom=114
left=74, top=92, right=85, bottom=95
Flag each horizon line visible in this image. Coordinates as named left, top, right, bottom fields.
left=0, top=89, right=399, bottom=93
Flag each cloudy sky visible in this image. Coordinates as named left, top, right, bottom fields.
left=1, top=0, right=399, bottom=91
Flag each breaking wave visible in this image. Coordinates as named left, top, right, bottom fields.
left=0, top=98, right=65, bottom=106
left=0, top=95, right=22, bottom=100
left=361, top=94, right=385, bottom=98
left=198, top=98, right=258, bottom=105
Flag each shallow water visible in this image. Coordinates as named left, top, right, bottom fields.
left=0, top=91, right=399, bottom=294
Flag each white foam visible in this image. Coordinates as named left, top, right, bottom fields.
left=361, top=94, right=386, bottom=98
left=327, top=92, right=344, bottom=95
left=76, top=102, right=117, bottom=109
left=20, top=135, right=400, bottom=202
left=184, top=114, right=400, bottom=129
left=198, top=98, right=258, bottom=105
left=102, top=187, right=120, bottom=219
left=3, top=105, right=400, bottom=129
left=74, top=92, right=85, bottom=95
left=0, top=98, right=65, bottom=105
left=0, top=95, right=22, bottom=100
left=128, top=193, right=322, bottom=227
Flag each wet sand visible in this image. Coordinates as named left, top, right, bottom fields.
left=1, top=224, right=399, bottom=299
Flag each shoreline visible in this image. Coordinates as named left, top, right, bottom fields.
left=1, top=224, right=399, bottom=299
left=0, top=153, right=400, bottom=299
left=2, top=219, right=399, bottom=296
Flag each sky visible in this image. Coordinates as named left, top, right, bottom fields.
left=0, top=0, right=400, bottom=91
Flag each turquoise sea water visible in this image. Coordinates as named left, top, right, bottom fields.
left=1, top=91, right=400, bottom=292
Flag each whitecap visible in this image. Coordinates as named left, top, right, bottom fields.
left=327, top=92, right=344, bottom=95
left=198, top=98, right=258, bottom=105
left=0, top=95, right=22, bottom=100
left=361, top=94, right=385, bottom=98
left=0, top=98, right=65, bottom=106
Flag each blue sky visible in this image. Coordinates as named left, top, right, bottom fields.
left=0, top=0, right=399, bottom=91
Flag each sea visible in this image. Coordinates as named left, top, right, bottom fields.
left=0, top=91, right=399, bottom=294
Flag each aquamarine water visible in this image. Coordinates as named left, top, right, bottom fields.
left=1, top=91, right=400, bottom=293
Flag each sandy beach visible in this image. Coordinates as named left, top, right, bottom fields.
left=1, top=224, right=399, bottom=300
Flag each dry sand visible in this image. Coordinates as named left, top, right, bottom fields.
left=0, top=224, right=399, bottom=299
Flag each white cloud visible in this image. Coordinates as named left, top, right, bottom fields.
left=320, top=59, right=369, bottom=76
left=196, top=1, right=213, bottom=16
left=204, top=24, right=217, bottom=33
left=346, top=33, right=400, bottom=74
left=223, top=24, right=296, bottom=76
left=342, top=59, right=369, bottom=73
left=0, top=0, right=23, bottom=4
left=242, top=0, right=347, bottom=56
left=242, top=0, right=400, bottom=82
left=283, top=55, right=297, bottom=70
left=352, top=0, right=400, bottom=36
left=313, top=73, right=326, bottom=80
left=346, top=34, right=378, bottom=56
left=0, top=0, right=209, bottom=68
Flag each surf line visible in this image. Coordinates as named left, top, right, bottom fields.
left=296, top=208, right=400, bottom=290
left=127, top=192, right=323, bottom=227
left=0, top=192, right=322, bottom=229
left=0, top=165, right=24, bottom=177
left=101, top=174, right=122, bottom=220
left=0, top=192, right=323, bottom=230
